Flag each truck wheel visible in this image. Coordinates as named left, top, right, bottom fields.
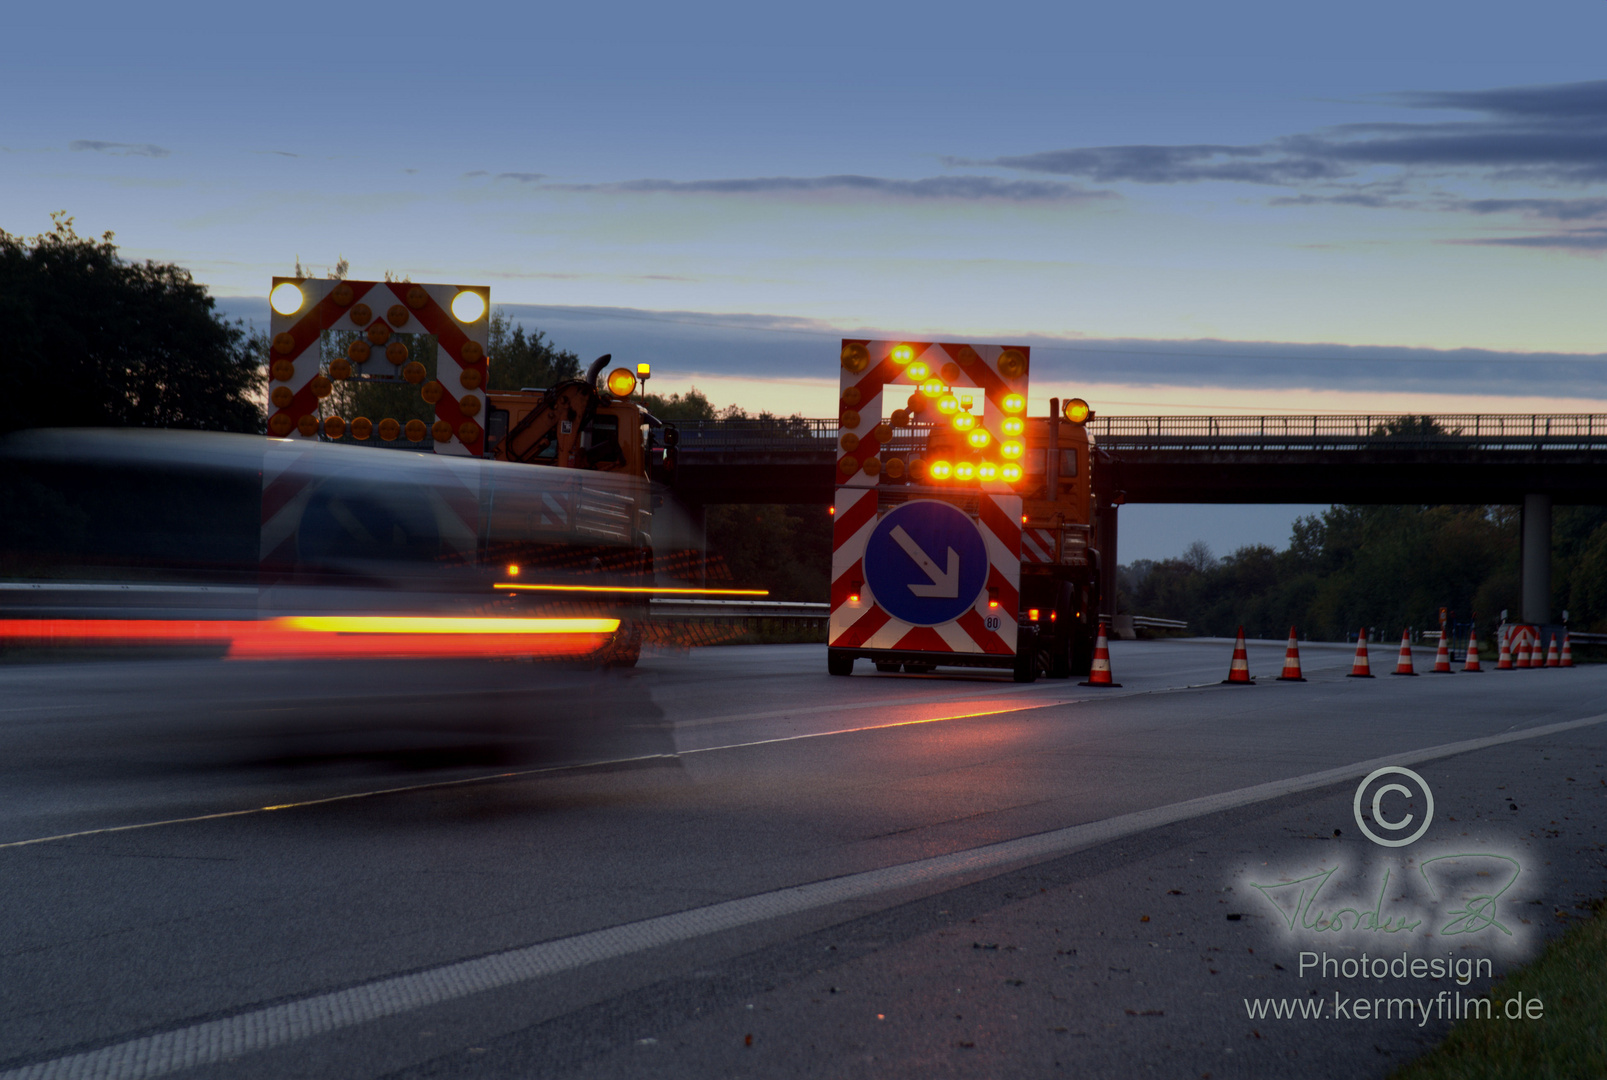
left=1069, top=629, right=1095, bottom=676
left=828, top=650, right=854, bottom=677
left=600, top=621, right=643, bottom=668
left=1013, top=628, right=1039, bottom=683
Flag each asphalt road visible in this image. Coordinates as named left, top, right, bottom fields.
left=1, top=638, right=1604, bottom=1080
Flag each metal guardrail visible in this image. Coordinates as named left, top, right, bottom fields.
left=667, top=415, right=1607, bottom=453
left=1131, top=615, right=1188, bottom=630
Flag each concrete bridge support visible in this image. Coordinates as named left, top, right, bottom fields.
left=1097, top=503, right=1119, bottom=623
left=1521, top=493, right=1551, bottom=626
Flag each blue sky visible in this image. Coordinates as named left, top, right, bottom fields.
left=7, top=0, right=1607, bottom=560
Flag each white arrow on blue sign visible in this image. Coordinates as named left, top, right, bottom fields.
left=862, top=500, right=989, bottom=627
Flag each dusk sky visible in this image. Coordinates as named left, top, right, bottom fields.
left=7, top=1, right=1607, bottom=559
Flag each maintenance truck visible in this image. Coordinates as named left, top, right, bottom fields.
left=826, top=340, right=1102, bottom=682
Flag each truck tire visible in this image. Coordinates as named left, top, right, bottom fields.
left=1013, top=627, right=1039, bottom=683
left=600, top=620, right=643, bottom=668
left=1069, top=628, right=1095, bottom=676
left=828, top=649, right=854, bottom=677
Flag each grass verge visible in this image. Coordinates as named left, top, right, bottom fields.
left=1390, top=900, right=1607, bottom=1080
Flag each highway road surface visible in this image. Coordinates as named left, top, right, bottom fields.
left=1, top=638, right=1604, bottom=1079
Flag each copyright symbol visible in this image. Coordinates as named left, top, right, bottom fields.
left=1353, top=767, right=1434, bottom=847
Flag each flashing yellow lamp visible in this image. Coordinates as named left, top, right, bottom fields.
left=936, top=394, right=960, bottom=416
left=906, top=360, right=931, bottom=381
left=967, top=429, right=992, bottom=449
left=920, top=378, right=944, bottom=398
left=929, top=460, right=953, bottom=480
left=1002, top=392, right=1026, bottom=413
left=1000, top=440, right=1024, bottom=459
left=606, top=367, right=637, bottom=397
left=952, top=413, right=976, bottom=431
left=1001, top=462, right=1023, bottom=483
left=637, top=362, right=651, bottom=379
left=269, top=281, right=304, bottom=316
left=1063, top=397, right=1092, bottom=423
left=977, top=461, right=999, bottom=481
left=451, top=289, right=487, bottom=323
left=891, top=344, right=915, bottom=366
left=1001, top=416, right=1024, bottom=436
left=954, top=461, right=976, bottom=481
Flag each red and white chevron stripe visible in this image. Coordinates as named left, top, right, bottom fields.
left=267, top=279, right=490, bottom=457
left=1021, top=527, right=1057, bottom=564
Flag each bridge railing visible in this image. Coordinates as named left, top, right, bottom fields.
left=1087, top=414, right=1607, bottom=450
left=666, top=415, right=1607, bottom=452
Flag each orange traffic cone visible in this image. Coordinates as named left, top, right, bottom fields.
left=1431, top=632, right=1454, bottom=673
left=1277, top=627, right=1306, bottom=681
left=1561, top=632, right=1574, bottom=668
left=1078, top=622, right=1122, bottom=687
left=1496, top=629, right=1513, bottom=669
left=1392, top=629, right=1418, bottom=675
left=1221, top=626, right=1254, bottom=684
left=1347, top=629, right=1375, bottom=677
left=1462, top=627, right=1483, bottom=672
left=1546, top=634, right=1560, bottom=667
left=1516, top=631, right=1533, bottom=669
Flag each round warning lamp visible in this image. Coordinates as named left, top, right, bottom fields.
left=1063, top=397, right=1092, bottom=423
left=606, top=368, right=637, bottom=397
left=920, top=379, right=944, bottom=398
left=977, top=462, right=999, bottom=481
left=1001, top=463, right=1023, bottom=483
left=954, top=461, right=976, bottom=481
left=906, top=360, right=931, bottom=381
left=891, top=344, right=915, bottom=366
left=450, top=289, right=487, bottom=323
left=269, top=282, right=304, bottom=316
left=1001, top=416, right=1024, bottom=436
left=1002, top=393, right=1026, bottom=414
left=951, top=413, right=976, bottom=431
left=1001, top=440, right=1023, bottom=458
left=929, top=460, right=953, bottom=480
left=967, top=429, right=992, bottom=449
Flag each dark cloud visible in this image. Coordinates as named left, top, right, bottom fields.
left=462, top=170, right=489, bottom=178
left=959, top=79, right=1607, bottom=187
left=495, top=172, right=547, bottom=182
left=69, top=140, right=170, bottom=158
left=1270, top=192, right=1405, bottom=209
left=546, top=174, right=1112, bottom=202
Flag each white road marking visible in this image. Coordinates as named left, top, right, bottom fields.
left=6, top=711, right=1605, bottom=1080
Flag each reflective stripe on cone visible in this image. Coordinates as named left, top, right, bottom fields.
left=1497, top=630, right=1513, bottom=669
left=1546, top=634, right=1561, bottom=667
left=1431, top=633, right=1454, bottom=673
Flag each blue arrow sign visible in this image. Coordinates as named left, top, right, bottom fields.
left=862, top=500, right=989, bottom=627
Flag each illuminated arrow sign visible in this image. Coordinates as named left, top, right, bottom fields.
left=890, top=526, right=958, bottom=597
left=862, top=500, right=988, bottom=627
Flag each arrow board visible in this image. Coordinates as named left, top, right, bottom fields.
left=862, top=500, right=989, bottom=627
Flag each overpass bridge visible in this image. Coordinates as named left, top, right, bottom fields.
left=665, top=413, right=1607, bottom=625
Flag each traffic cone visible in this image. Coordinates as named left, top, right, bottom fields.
left=1545, top=634, right=1560, bottom=667
left=1276, top=627, right=1306, bottom=681
left=1462, top=627, right=1483, bottom=672
left=1431, top=632, right=1454, bottom=673
left=1392, top=629, right=1418, bottom=675
left=1078, top=622, right=1122, bottom=687
left=1561, top=632, right=1574, bottom=668
left=1496, top=629, right=1513, bottom=670
left=1516, top=632, right=1533, bottom=669
left=1347, top=629, right=1375, bottom=677
left=1221, top=626, right=1254, bottom=684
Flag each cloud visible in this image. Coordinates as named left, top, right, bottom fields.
left=1454, top=197, right=1607, bottom=221
left=69, top=140, right=170, bottom=158
left=545, top=174, right=1113, bottom=203
left=957, top=79, right=1607, bottom=188
left=1448, top=228, right=1607, bottom=251
left=462, top=170, right=489, bottom=178
left=255, top=150, right=298, bottom=158
left=495, top=172, right=547, bottom=182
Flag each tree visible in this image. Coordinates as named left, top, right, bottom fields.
left=486, top=308, right=580, bottom=391
left=0, top=214, right=262, bottom=435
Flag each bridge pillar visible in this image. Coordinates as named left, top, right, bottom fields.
left=1096, top=503, right=1119, bottom=622
left=1520, top=493, right=1551, bottom=625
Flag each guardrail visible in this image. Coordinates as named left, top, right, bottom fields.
left=648, top=599, right=828, bottom=620
left=1131, top=615, right=1188, bottom=631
